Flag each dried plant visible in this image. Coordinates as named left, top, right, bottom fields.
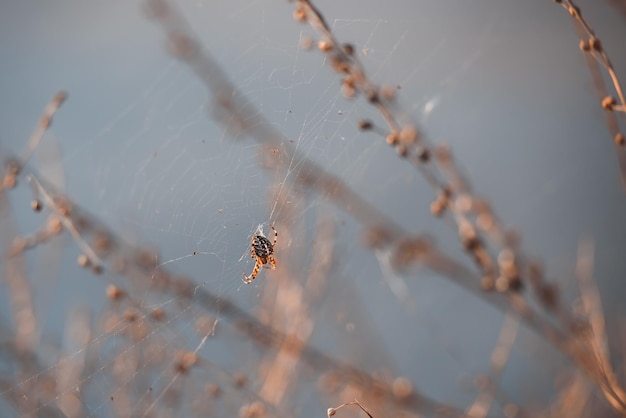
left=552, top=0, right=626, bottom=187
left=0, top=0, right=625, bottom=417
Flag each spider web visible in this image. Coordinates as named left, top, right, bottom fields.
left=1, top=0, right=626, bottom=416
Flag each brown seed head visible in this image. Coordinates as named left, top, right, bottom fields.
left=106, top=285, right=125, bottom=301
left=459, top=223, right=480, bottom=251
left=341, top=86, right=356, bottom=99
left=342, top=43, right=354, bottom=56
left=392, top=377, right=413, bottom=400
left=55, top=198, right=72, bottom=217
left=151, top=308, right=166, bottom=321
left=2, top=175, right=17, bottom=189
left=47, top=217, right=63, bottom=234
left=366, top=89, right=379, bottom=104
left=507, top=276, right=523, bottom=292
left=357, top=119, right=373, bottom=131
left=386, top=132, right=399, bottom=146
left=330, top=55, right=350, bottom=74
left=430, top=199, right=445, bottom=217
left=589, top=37, right=602, bottom=52
left=293, top=6, right=307, bottom=22
left=495, top=276, right=509, bottom=292
left=207, top=383, right=221, bottom=397
left=497, top=249, right=515, bottom=270
left=342, top=76, right=355, bottom=89
left=174, top=351, right=198, bottom=375
left=579, top=40, right=590, bottom=52
left=123, top=309, right=138, bottom=323
left=77, top=254, right=90, bottom=267
left=602, top=96, right=616, bottom=110
left=240, top=401, right=265, bottom=418
left=318, top=40, right=332, bottom=52
left=399, top=125, right=418, bottom=145
left=455, top=194, right=473, bottom=212
left=233, top=372, right=247, bottom=388
left=31, top=200, right=43, bottom=212
left=481, top=276, right=495, bottom=291
left=417, top=147, right=430, bottom=162
left=396, top=144, right=408, bottom=158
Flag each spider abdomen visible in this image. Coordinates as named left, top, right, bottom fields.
left=253, top=235, right=273, bottom=258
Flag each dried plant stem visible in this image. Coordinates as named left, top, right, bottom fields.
left=290, top=0, right=538, bottom=303
left=145, top=0, right=626, bottom=414
left=0, top=93, right=67, bottom=357
left=0, top=194, right=39, bottom=351
left=140, top=5, right=626, bottom=412
left=19, top=92, right=68, bottom=164
left=2, top=1, right=624, bottom=415
left=465, top=311, right=520, bottom=418
left=288, top=0, right=626, bottom=413
left=1, top=92, right=66, bottom=194
left=21, top=174, right=468, bottom=417
left=576, top=240, right=626, bottom=414
left=143, top=0, right=403, bottom=241
left=553, top=0, right=626, bottom=187
left=141, top=6, right=591, bottom=377
left=327, top=398, right=374, bottom=417
left=143, top=0, right=500, bottom=310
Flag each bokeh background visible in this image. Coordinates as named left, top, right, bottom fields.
left=1, top=0, right=625, bottom=416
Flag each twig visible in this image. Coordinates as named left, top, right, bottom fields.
left=553, top=0, right=626, bottom=188
left=327, top=398, right=374, bottom=418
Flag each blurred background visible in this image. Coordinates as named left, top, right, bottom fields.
left=1, top=0, right=625, bottom=416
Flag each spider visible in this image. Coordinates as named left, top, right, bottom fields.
left=242, top=225, right=278, bottom=284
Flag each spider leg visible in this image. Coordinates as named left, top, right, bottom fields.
left=260, top=257, right=273, bottom=270
left=270, top=224, right=278, bottom=247
left=265, top=256, right=276, bottom=270
left=250, top=237, right=257, bottom=258
left=242, top=259, right=262, bottom=284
